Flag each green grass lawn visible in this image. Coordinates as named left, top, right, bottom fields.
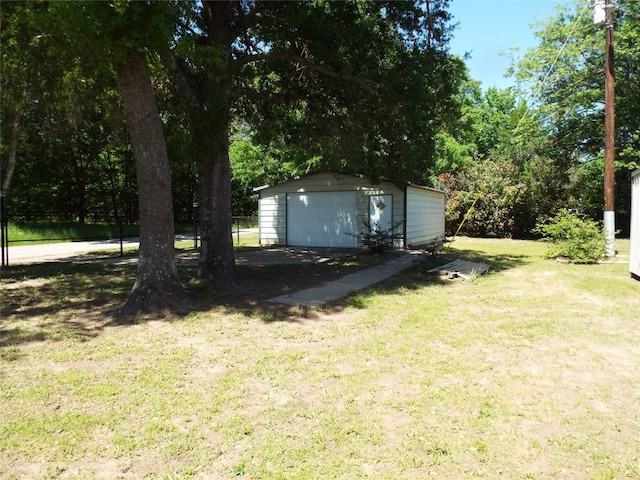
left=6, top=222, right=195, bottom=246
left=1, top=237, right=639, bottom=479
left=7, top=222, right=140, bottom=245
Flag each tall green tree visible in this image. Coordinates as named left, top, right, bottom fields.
left=42, top=1, right=190, bottom=314
left=1, top=2, right=138, bottom=225
left=171, top=0, right=464, bottom=286
left=512, top=0, right=640, bottom=234
left=434, top=83, right=566, bottom=238
left=1, top=4, right=50, bottom=200
left=5, top=1, right=465, bottom=307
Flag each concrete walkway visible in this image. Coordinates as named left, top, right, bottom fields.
left=269, top=251, right=424, bottom=307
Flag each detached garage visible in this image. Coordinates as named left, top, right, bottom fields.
left=254, top=172, right=445, bottom=249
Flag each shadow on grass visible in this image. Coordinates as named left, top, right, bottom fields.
left=205, top=247, right=529, bottom=322
left=443, top=247, right=530, bottom=272
left=0, top=246, right=528, bottom=351
left=1, top=262, right=135, bottom=350
left=184, top=252, right=401, bottom=323
left=0, top=252, right=394, bottom=348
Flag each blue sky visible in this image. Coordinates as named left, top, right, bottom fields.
left=448, top=0, right=568, bottom=90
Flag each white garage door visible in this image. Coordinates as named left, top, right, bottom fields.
left=287, top=192, right=358, bottom=247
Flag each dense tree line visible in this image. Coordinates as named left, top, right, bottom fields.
left=438, top=0, right=639, bottom=238
left=1, top=0, right=463, bottom=313
left=2, top=0, right=637, bottom=311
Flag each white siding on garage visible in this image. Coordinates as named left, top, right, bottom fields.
left=254, top=172, right=445, bottom=249
left=630, top=169, right=640, bottom=279
left=287, top=192, right=358, bottom=247
left=405, top=185, right=445, bottom=247
left=257, top=193, right=286, bottom=245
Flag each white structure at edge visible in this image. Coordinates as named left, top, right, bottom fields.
left=593, top=1, right=607, bottom=25
left=604, top=210, right=616, bottom=258
left=629, top=169, right=640, bottom=280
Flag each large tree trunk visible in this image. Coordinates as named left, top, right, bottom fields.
left=195, top=1, right=237, bottom=287
left=115, top=53, right=191, bottom=316
left=169, top=1, right=238, bottom=288
left=197, top=124, right=236, bottom=285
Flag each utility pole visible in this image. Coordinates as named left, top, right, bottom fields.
left=595, top=0, right=616, bottom=257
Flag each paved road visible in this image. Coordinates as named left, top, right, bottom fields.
left=3, top=229, right=258, bottom=266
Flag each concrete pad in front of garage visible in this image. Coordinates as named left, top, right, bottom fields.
left=268, top=251, right=424, bottom=307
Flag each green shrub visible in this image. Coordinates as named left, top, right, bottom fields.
left=350, top=219, right=404, bottom=254
left=533, top=211, right=605, bottom=264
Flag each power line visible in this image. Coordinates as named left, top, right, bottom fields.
left=512, top=0, right=592, bottom=135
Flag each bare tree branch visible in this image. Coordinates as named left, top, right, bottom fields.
left=231, top=86, right=308, bottom=102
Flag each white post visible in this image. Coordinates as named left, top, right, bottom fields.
left=604, top=210, right=616, bottom=257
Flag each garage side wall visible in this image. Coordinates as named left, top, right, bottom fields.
left=405, top=186, right=446, bottom=247
left=257, top=193, right=286, bottom=245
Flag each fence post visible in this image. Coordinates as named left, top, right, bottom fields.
left=118, top=216, right=124, bottom=256
left=1, top=194, right=8, bottom=267
left=193, top=203, right=198, bottom=249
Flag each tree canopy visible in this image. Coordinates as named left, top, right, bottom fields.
left=439, top=0, right=639, bottom=239
left=2, top=0, right=466, bottom=311
left=1, top=1, right=193, bottom=313
left=7, top=0, right=636, bottom=310
left=513, top=0, right=639, bottom=228
left=6, top=0, right=637, bottom=254
left=166, top=0, right=466, bottom=284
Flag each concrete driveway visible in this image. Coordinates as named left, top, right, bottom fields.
left=3, top=231, right=360, bottom=267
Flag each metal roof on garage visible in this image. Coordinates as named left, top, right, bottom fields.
left=253, top=171, right=445, bottom=194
